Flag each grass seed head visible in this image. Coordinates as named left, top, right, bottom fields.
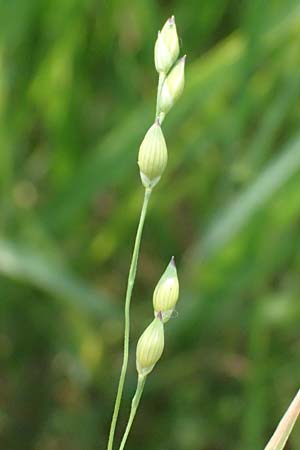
left=154, top=15, right=180, bottom=74
left=159, top=55, right=186, bottom=114
left=153, top=256, right=179, bottom=323
left=138, top=121, right=168, bottom=188
left=136, top=317, right=165, bottom=376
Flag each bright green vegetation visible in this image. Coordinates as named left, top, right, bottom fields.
left=1, top=1, right=300, bottom=450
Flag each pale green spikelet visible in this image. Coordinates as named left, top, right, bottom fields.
left=138, top=121, right=168, bottom=188
left=153, top=256, right=179, bottom=323
left=136, top=316, right=165, bottom=376
left=159, top=55, right=186, bottom=115
left=154, top=15, right=180, bottom=74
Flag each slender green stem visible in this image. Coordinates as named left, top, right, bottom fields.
left=118, top=375, right=147, bottom=450
left=155, top=72, right=166, bottom=120
left=107, top=188, right=152, bottom=450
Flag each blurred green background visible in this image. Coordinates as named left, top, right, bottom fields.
left=1, top=0, right=300, bottom=449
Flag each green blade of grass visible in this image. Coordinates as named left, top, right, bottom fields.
left=185, top=133, right=300, bottom=267
left=0, top=238, right=116, bottom=318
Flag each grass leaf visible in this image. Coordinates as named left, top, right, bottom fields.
left=0, top=239, right=116, bottom=318
left=264, top=390, right=300, bottom=450
left=186, top=134, right=300, bottom=265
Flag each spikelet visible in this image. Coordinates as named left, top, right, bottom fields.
left=153, top=257, right=179, bottom=323
left=159, top=56, right=186, bottom=115
left=136, top=316, right=165, bottom=376
left=138, top=121, right=168, bottom=188
left=154, top=15, right=180, bottom=74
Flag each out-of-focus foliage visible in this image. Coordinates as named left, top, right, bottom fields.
left=1, top=0, right=300, bottom=449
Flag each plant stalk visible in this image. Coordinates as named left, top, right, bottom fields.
left=106, top=188, right=152, bottom=450
left=118, top=375, right=147, bottom=450
left=264, top=389, right=300, bottom=450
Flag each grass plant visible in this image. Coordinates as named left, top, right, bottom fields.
left=107, top=16, right=185, bottom=450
